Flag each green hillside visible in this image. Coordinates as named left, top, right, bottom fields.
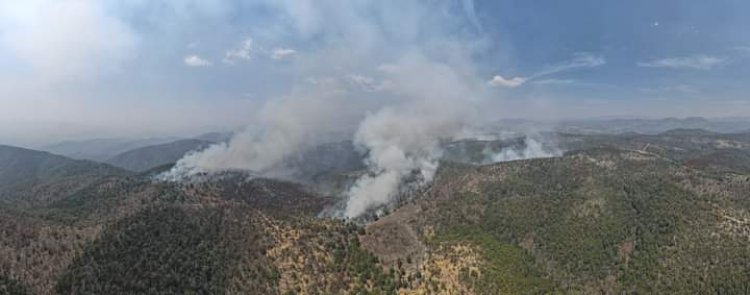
left=362, top=147, right=750, bottom=294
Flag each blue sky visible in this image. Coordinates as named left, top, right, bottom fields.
left=0, top=0, right=749, bottom=145
left=479, top=0, right=750, bottom=101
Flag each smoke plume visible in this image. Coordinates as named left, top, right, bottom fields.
left=163, top=0, right=495, bottom=217
left=343, top=56, right=483, bottom=217
left=485, top=136, right=561, bottom=163
left=164, top=83, right=363, bottom=179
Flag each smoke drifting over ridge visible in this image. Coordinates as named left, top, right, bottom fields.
left=165, top=81, right=366, bottom=178
left=486, top=137, right=561, bottom=163
left=162, top=0, right=532, bottom=217
left=344, top=56, right=483, bottom=217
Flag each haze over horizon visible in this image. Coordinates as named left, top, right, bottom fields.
left=2, top=0, right=750, bottom=146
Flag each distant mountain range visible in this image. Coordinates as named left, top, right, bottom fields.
left=39, top=132, right=232, bottom=162
left=29, top=117, right=750, bottom=173
left=33, top=132, right=232, bottom=173
left=40, top=137, right=181, bottom=162
left=0, top=145, right=128, bottom=205
left=487, top=117, right=750, bottom=135
left=104, top=139, right=214, bottom=172
left=557, top=117, right=750, bottom=134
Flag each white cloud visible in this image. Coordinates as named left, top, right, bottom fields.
left=460, top=0, right=482, bottom=32
left=533, top=53, right=606, bottom=78
left=487, top=75, right=527, bottom=88
left=184, top=55, right=212, bottom=67
left=349, top=74, right=375, bottom=86
left=489, top=53, right=605, bottom=88
left=531, top=79, right=576, bottom=85
left=730, top=47, right=750, bottom=59
left=271, top=48, right=296, bottom=60
left=377, top=64, right=399, bottom=73
left=347, top=74, right=395, bottom=92
left=0, top=0, right=137, bottom=81
left=639, top=84, right=698, bottom=94
left=637, top=55, right=726, bottom=70
left=223, top=38, right=253, bottom=64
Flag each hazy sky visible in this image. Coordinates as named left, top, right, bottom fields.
left=1, top=0, right=749, bottom=146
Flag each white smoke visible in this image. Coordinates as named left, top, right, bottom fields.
left=162, top=0, right=494, bottom=217
left=343, top=55, right=482, bottom=217
left=163, top=81, right=364, bottom=179
left=486, top=137, right=561, bottom=163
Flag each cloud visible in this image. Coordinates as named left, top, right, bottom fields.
left=460, top=0, right=482, bottom=32
left=0, top=0, right=137, bottom=81
left=348, top=74, right=375, bottom=87
left=730, top=47, right=750, bottom=59
left=531, top=79, right=576, bottom=85
left=271, top=48, right=296, bottom=60
left=532, top=53, right=606, bottom=78
left=487, top=75, right=526, bottom=88
left=347, top=74, right=394, bottom=92
left=637, top=55, right=726, bottom=70
left=639, top=84, right=698, bottom=94
left=377, top=64, right=399, bottom=73
left=184, top=55, right=212, bottom=67
left=223, top=38, right=253, bottom=64
left=489, top=53, right=605, bottom=88
left=530, top=79, right=616, bottom=89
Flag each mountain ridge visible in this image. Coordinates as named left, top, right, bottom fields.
left=105, top=139, right=213, bottom=172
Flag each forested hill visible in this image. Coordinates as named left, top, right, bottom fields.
left=1, top=130, right=750, bottom=294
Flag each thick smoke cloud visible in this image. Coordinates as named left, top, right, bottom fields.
left=344, top=56, right=483, bottom=217
left=165, top=81, right=365, bottom=178
left=164, top=0, right=494, bottom=217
